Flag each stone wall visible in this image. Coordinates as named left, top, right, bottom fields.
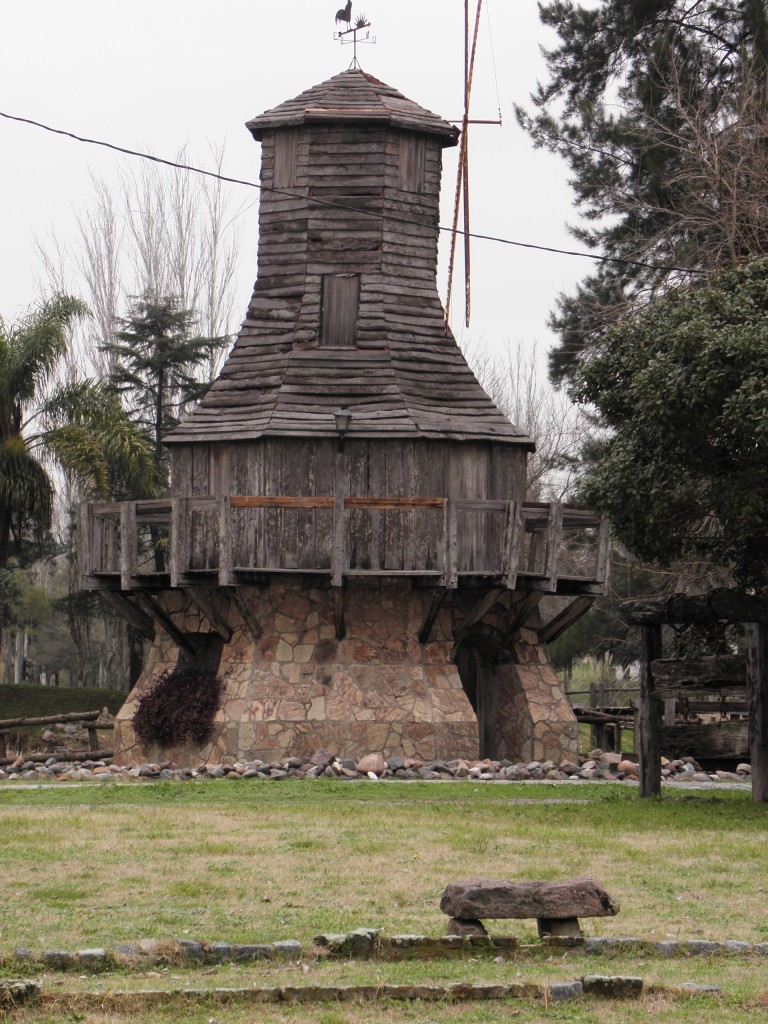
left=114, top=580, right=578, bottom=767
left=115, top=579, right=478, bottom=766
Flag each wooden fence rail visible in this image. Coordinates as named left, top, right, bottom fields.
left=0, top=709, right=114, bottom=760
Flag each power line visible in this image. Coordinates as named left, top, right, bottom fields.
left=0, top=108, right=704, bottom=276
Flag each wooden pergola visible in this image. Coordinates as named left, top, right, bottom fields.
left=622, top=591, right=768, bottom=802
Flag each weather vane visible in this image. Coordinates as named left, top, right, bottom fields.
left=334, top=2, right=376, bottom=68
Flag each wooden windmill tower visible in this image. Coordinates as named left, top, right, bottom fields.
left=80, top=67, right=608, bottom=767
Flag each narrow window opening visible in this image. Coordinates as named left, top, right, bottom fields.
left=176, top=633, right=225, bottom=674
left=208, top=445, right=231, bottom=497
left=399, top=135, right=426, bottom=193
left=321, top=274, right=360, bottom=347
left=274, top=129, right=299, bottom=188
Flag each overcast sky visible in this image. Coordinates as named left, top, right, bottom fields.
left=1, top=1, right=590, bottom=363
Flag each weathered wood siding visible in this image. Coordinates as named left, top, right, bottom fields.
left=170, top=438, right=526, bottom=574
left=166, top=71, right=531, bottom=447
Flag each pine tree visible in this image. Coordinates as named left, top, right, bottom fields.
left=517, top=0, right=768, bottom=385
left=103, top=295, right=226, bottom=487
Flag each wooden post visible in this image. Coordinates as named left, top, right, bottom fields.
left=595, top=518, right=611, bottom=595
left=170, top=496, right=186, bottom=588
left=502, top=500, right=522, bottom=589
left=445, top=499, right=458, bottom=589
left=332, top=497, right=345, bottom=588
left=639, top=624, right=663, bottom=797
left=77, top=503, right=91, bottom=588
left=663, top=698, right=677, bottom=727
left=218, top=496, right=233, bottom=587
left=419, top=589, right=447, bottom=645
left=746, top=622, right=768, bottom=803
left=545, top=502, right=564, bottom=591
left=120, top=502, right=137, bottom=591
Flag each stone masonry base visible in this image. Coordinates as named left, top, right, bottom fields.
left=114, top=578, right=578, bottom=767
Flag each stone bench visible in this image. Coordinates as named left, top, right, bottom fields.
left=440, top=877, right=620, bottom=939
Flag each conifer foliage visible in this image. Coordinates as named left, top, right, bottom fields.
left=102, top=296, right=226, bottom=487
left=518, top=0, right=768, bottom=385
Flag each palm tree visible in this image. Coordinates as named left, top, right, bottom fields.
left=0, top=293, right=158, bottom=672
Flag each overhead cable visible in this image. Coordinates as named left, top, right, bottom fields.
left=0, top=109, right=704, bottom=275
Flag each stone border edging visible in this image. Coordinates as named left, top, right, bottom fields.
left=0, top=749, right=753, bottom=786
left=3, top=931, right=766, bottom=974
left=0, top=975, right=724, bottom=1011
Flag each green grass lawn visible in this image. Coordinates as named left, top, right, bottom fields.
left=1, top=780, right=766, bottom=1023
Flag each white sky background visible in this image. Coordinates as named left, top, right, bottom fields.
left=0, top=0, right=590, bottom=365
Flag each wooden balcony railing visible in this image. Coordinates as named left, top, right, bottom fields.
left=78, top=496, right=609, bottom=596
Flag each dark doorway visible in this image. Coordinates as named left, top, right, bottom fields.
left=176, top=633, right=225, bottom=675
left=455, top=641, right=498, bottom=759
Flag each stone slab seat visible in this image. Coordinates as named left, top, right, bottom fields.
left=440, top=877, right=619, bottom=939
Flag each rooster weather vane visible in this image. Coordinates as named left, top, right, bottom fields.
left=334, top=2, right=375, bottom=68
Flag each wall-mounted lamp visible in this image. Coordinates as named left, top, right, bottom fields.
left=334, top=407, right=352, bottom=435
left=333, top=407, right=352, bottom=449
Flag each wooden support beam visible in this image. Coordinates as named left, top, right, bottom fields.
left=746, top=622, right=768, bottom=803
left=233, top=587, right=262, bottom=640
left=136, top=593, right=195, bottom=654
left=99, top=592, right=155, bottom=640
left=419, top=589, right=448, bottom=645
left=459, top=587, right=505, bottom=637
left=500, top=592, right=542, bottom=648
left=188, top=588, right=233, bottom=643
left=623, top=590, right=768, bottom=626
left=639, top=624, right=663, bottom=797
left=651, top=655, right=746, bottom=689
left=539, top=596, right=595, bottom=646
left=333, top=586, right=345, bottom=641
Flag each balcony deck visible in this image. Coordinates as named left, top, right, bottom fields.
left=78, top=495, right=609, bottom=598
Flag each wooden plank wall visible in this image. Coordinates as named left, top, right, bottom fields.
left=170, top=438, right=526, bottom=574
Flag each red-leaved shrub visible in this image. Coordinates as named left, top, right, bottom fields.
left=133, top=669, right=224, bottom=748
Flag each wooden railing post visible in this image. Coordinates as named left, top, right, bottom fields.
left=218, top=496, right=233, bottom=587
left=502, top=500, right=522, bottom=590
left=332, top=497, right=345, bottom=588
left=169, top=496, right=186, bottom=589
left=444, top=499, right=458, bottom=589
left=77, top=503, right=91, bottom=587
left=545, top=502, right=564, bottom=591
left=120, top=502, right=137, bottom=591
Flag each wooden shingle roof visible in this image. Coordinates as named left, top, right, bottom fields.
left=246, top=68, right=460, bottom=145
left=166, top=70, right=534, bottom=450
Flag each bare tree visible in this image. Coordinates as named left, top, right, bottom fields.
left=32, top=147, right=245, bottom=689
left=468, top=340, right=591, bottom=501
